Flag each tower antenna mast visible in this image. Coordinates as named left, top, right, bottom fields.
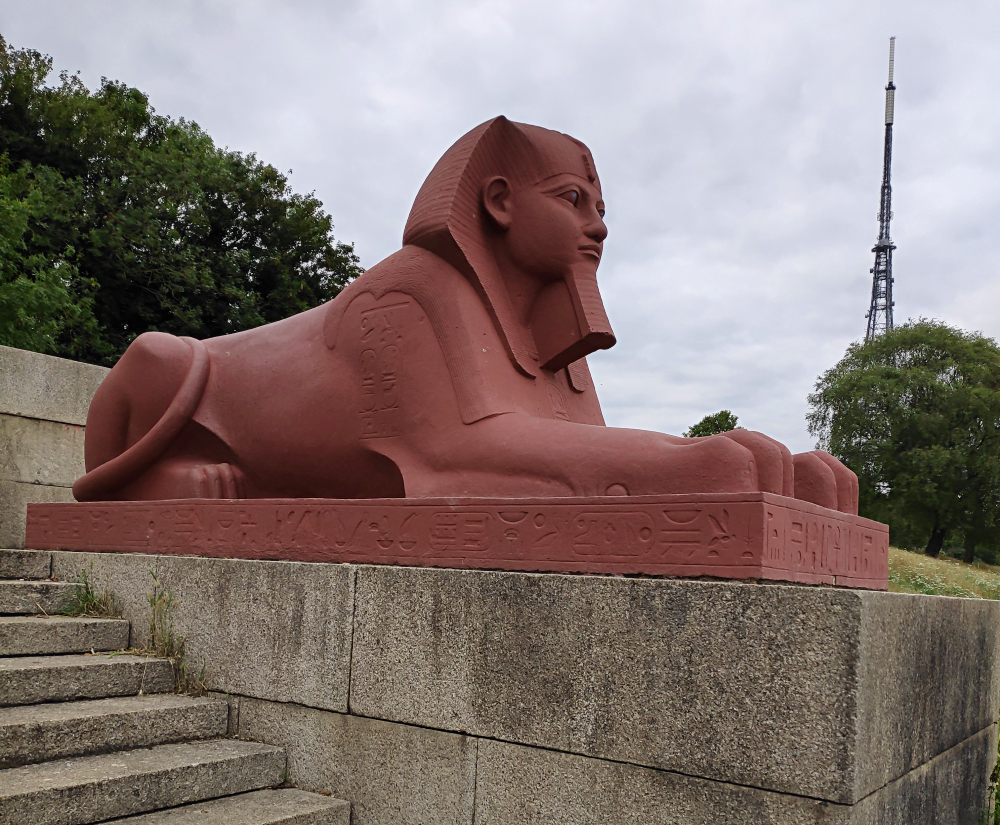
left=865, top=37, right=897, bottom=340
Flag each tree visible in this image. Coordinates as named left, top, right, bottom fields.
left=0, top=37, right=362, bottom=364
left=0, top=158, right=83, bottom=352
left=807, top=320, right=1000, bottom=559
left=684, top=410, right=741, bottom=438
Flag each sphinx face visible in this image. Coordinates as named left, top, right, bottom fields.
left=502, top=173, right=608, bottom=283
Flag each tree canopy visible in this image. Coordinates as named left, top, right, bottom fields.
left=0, top=37, right=362, bottom=365
left=684, top=410, right=741, bottom=438
left=808, top=320, right=1000, bottom=559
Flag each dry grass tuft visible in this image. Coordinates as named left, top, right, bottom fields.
left=140, top=570, right=209, bottom=696
left=60, top=565, right=122, bottom=618
left=889, top=546, right=1000, bottom=600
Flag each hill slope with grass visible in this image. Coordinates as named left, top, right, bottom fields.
left=889, top=547, right=1000, bottom=599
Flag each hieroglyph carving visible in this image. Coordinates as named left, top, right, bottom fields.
left=26, top=494, right=888, bottom=587
left=359, top=302, right=407, bottom=439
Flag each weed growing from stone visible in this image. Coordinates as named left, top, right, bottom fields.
left=140, top=570, right=209, bottom=696
left=980, top=727, right=1000, bottom=824
left=59, top=564, right=122, bottom=618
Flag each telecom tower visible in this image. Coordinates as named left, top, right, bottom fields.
left=865, top=37, right=897, bottom=340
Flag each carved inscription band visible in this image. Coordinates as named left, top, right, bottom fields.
left=26, top=494, right=888, bottom=589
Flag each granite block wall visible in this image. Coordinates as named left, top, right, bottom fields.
left=0, top=346, right=108, bottom=547
left=39, top=549, right=1000, bottom=824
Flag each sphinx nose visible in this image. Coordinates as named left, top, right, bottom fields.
left=585, top=215, right=608, bottom=244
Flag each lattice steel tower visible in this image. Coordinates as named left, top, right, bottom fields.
left=865, top=37, right=897, bottom=340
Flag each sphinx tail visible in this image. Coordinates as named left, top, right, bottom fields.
left=73, top=337, right=211, bottom=502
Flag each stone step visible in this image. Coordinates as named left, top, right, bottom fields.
left=0, top=549, right=51, bottom=580
left=0, top=738, right=286, bottom=825
left=0, top=653, right=174, bottom=707
left=107, top=788, right=350, bottom=824
left=0, top=694, right=227, bottom=769
left=0, top=579, right=74, bottom=614
left=0, top=616, right=130, bottom=656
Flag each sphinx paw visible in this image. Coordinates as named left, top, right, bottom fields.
left=791, top=451, right=858, bottom=515
left=193, top=462, right=246, bottom=499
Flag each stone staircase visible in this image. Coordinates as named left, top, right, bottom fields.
left=0, top=549, right=349, bottom=825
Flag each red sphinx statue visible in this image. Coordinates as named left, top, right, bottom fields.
left=73, top=117, right=858, bottom=515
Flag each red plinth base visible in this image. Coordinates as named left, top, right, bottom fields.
left=25, top=493, right=888, bottom=589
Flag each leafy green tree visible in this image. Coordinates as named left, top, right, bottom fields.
left=0, top=158, right=84, bottom=351
left=808, top=320, right=1000, bottom=559
left=684, top=410, right=741, bottom=438
left=0, top=37, right=361, bottom=364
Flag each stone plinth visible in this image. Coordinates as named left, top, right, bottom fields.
left=17, top=548, right=996, bottom=823
left=26, top=493, right=887, bottom=588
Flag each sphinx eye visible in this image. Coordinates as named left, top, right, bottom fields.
left=597, top=206, right=606, bottom=218
left=559, top=190, right=580, bottom=206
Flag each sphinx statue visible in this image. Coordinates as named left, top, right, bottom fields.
left=74, top=117, right=858, bottom=514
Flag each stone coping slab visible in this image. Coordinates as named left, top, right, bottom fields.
left=0, top=344, right=108, bottom=426
left=26, top=492, right=888, bottom=588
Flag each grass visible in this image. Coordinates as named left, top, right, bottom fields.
left=140, top=570, right=208, bottom=695
left=983, top=759, right=999, bottom=825
left=59, top=565, right=122, bottom=618
left=889, top=547, right=1000, bottom=600
left=66, top=568, right=208, bottom=695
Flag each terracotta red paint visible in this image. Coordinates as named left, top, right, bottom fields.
left=25, top=494, right=887, bottom=589
left=52, top=117, right=883, bottom=585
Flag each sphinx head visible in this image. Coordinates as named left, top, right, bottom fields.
left=404, top=117, right=615, bottom=376
left=479, top=131, right=607, bottom=286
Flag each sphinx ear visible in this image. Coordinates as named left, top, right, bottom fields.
left=482, top=176, right=513, bottom=231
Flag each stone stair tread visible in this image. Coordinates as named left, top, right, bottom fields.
left=105, top=788, right=350, bottom=824
left=0, top=615, right=130, bottom=656
left=0, top=739, right=286, bottom=825
left=0, top=549, right=51, bottom=580
left=0, top=694, right=228, bottom=768
left=0, top=653, right=174, bottom=706
left=0, top=579, right=74, bottom=614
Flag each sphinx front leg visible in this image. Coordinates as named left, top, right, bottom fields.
left=402, top=414, right=764, bottom=498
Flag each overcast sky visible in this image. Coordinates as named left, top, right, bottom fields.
left=3, top=0, right=998, bottom=452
